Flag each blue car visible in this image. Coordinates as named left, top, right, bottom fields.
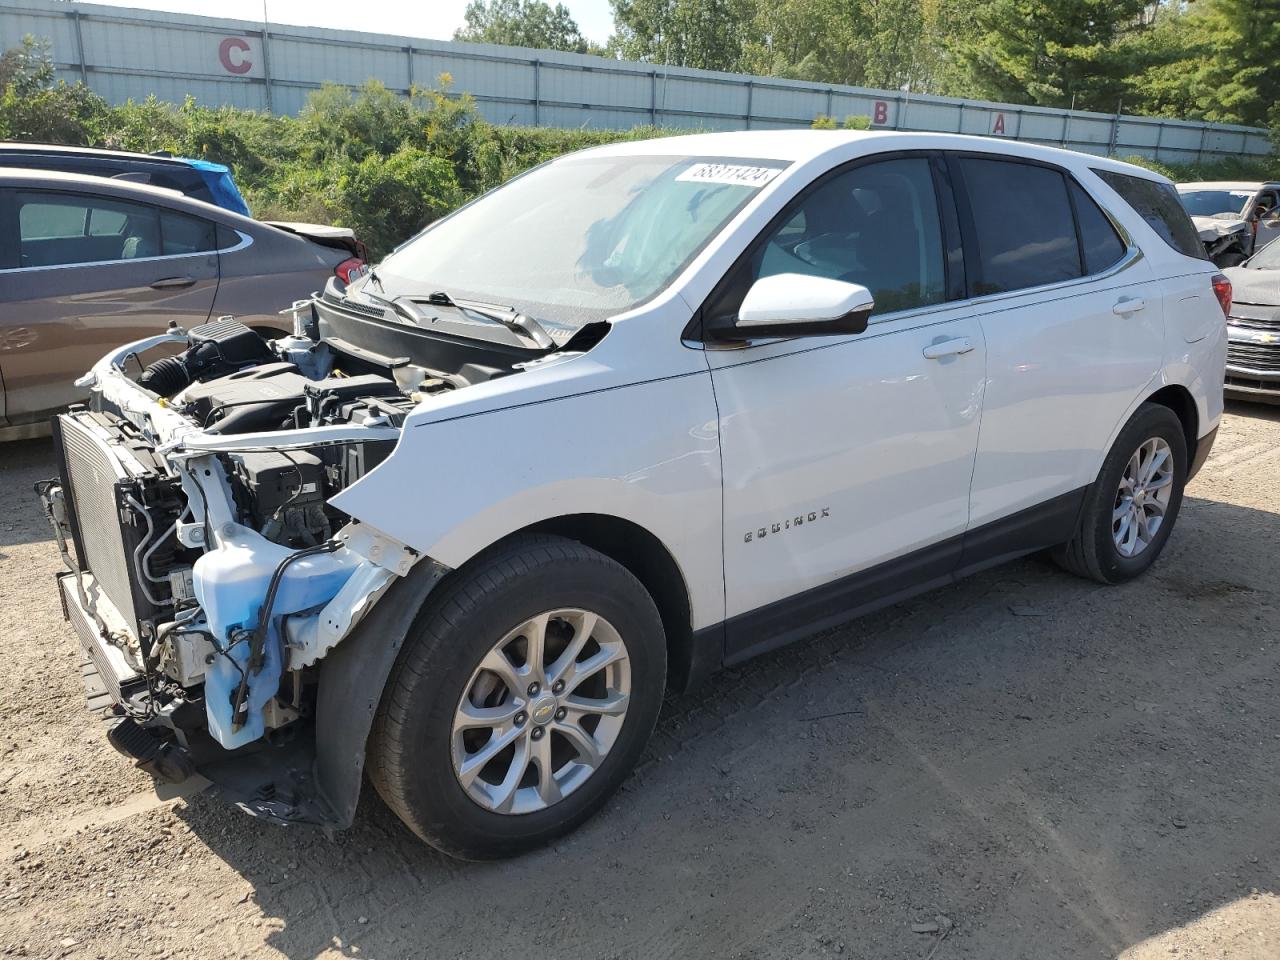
left=0, top=142, right=252, bottom=215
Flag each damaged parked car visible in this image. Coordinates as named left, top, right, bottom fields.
left=39, top=132, right=1226, bottom=860
left=1177, top=180, right=1280, bottom=267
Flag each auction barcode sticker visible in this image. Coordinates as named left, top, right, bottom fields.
left=676, top=163, right=782, bottom=187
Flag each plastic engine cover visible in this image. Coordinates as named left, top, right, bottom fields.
left=194, top=525, right=360, bottom=749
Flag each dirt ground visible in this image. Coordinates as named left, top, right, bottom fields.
left=1, top=404, right=1278, bottom=960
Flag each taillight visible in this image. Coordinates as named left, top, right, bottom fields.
left=334, top=257, right=366, bottom=284
left=1211, top=273, right=1232, bottom=319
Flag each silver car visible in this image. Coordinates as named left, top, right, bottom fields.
left=0, top=168, right=365, bottom=440
left=1223, top=237, right=1280, bottom=403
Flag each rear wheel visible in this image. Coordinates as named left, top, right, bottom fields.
left=1053, top=404, right=1188, bottom=584
left=368, top=535, right=666, bottom=860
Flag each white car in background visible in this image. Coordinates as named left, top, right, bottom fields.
left=1177, top=180, right=1280, bottom=266
left=1223, top=236, right=1280, bottom=402
left=41, top=131, right=1227, bottom=860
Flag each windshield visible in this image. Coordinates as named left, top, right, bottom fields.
left=370, top=155, right=788, bottom=328
left=1247, top=236, right=1280, bottom=270
left=1178, top=189, right=1252, bottom=218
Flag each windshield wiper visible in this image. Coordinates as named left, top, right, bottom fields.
left=343, top=280, right=425, bottom=326
left=419, top=291, right=556, bottom=350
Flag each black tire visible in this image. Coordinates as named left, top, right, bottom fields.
left=367, top=534, right=666, bottom=860
left=1053, top=403, right=1188, bottom=584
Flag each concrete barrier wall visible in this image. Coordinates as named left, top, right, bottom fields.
left=3, top=0, right=1271, bottom=164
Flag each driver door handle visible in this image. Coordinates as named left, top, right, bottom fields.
left=150, top=276, right=196, bottom=290
left=1113, top=296, right=1146, bottom=316
left=922, top=337, right=975, bottom=360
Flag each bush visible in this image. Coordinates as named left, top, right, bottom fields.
left=0, top=37, right=107, bottom=143
left=338, top=147, right=465, bottom=254
left=811, top=114, right=872, bottom=130
left=1120, top=153, right=1280, bottom=183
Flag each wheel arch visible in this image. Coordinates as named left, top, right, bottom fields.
left=508, top=514, right=710, bottom=693
left=1143, top=383, right=1199, bottom=459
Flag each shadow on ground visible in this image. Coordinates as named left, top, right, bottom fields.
left=1225, top=398, right=1280, bottom=423
left=168, top=492, right=1280, bottom=959
left=0, top=438, right=58, bottom=552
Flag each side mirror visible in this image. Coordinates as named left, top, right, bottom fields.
left=716, top=273, right=875, bottom=342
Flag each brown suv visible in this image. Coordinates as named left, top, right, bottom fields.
left=0, top=168, right=365, bottom=440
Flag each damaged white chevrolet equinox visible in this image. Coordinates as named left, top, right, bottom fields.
left=39, top=131, right=1227, bottom=859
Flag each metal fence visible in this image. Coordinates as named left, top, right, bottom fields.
left=3, top=0, right=1272, bottom=165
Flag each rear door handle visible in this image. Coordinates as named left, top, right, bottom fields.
left=922, top=337, right=975, bottom=360
left=1113, top=296, right=1146, bottom=316
left=151, top=276, right=196, bottom=290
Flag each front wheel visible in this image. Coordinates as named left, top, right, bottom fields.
left=1053, top=403, right=1188, bottom=584
left=368, top=535, right=666, bottom=860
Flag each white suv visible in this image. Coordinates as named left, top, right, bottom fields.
left=42, top=131, right=1227, bottom=859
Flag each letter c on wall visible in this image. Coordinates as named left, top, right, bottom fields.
left=218, top=37, right=252, bottom=75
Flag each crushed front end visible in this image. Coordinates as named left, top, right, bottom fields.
left=36, top=300, right=467, bottom=825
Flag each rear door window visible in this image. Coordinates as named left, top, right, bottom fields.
left=1069, top=181, right=1126, bottom=274
left=1093, top=170, right=1207, bottom=260
left=16, top=192, right=161, bottom=267
left=160, top=210, right=217, bottom=255
left=958, top=158, right=1082, bottom=295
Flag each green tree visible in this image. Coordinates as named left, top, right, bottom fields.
left=1201, top=0, right=1280, bottom=128
left=608, top=0, right=759, bottom=71
left=949, top=0, right=1150, bottom=111
left=743, top=0, right=970, bottom=92
left=609, top=0, right=974, bottom=93
left=455, top=0, right=596, bottom=54
left=1125, top=0, right=1280, bottom=127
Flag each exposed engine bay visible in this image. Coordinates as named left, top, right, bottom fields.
left=38, top=283, right=593, bottom=821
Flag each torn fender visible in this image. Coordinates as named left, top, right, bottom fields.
left=312, top=556, right=449, bottom=828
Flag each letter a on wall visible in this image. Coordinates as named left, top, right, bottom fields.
left=991, top=112, right=1006, bottom=135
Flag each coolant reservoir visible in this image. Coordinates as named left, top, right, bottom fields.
left=195, top=524, right=359, bottom=749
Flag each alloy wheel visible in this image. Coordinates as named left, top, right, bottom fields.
left=451, top=609, right=631, bottom=815
left=1112, top=436, right=1175, bottom=558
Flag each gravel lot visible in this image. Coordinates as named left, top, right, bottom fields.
left=1, top=404, right=1278, bottom=960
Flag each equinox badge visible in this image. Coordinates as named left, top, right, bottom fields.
left=744, top=507, right=831, bottom=543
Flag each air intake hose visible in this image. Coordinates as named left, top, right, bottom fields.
left=137, top=355, right=191, bottom=397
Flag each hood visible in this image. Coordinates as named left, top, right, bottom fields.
left=1192, top=215, right=1248, bottom=242
left=1223, top=265, right=1280, bottom=306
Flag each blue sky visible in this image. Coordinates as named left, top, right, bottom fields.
left=86, top=0, right=617, bottom=44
